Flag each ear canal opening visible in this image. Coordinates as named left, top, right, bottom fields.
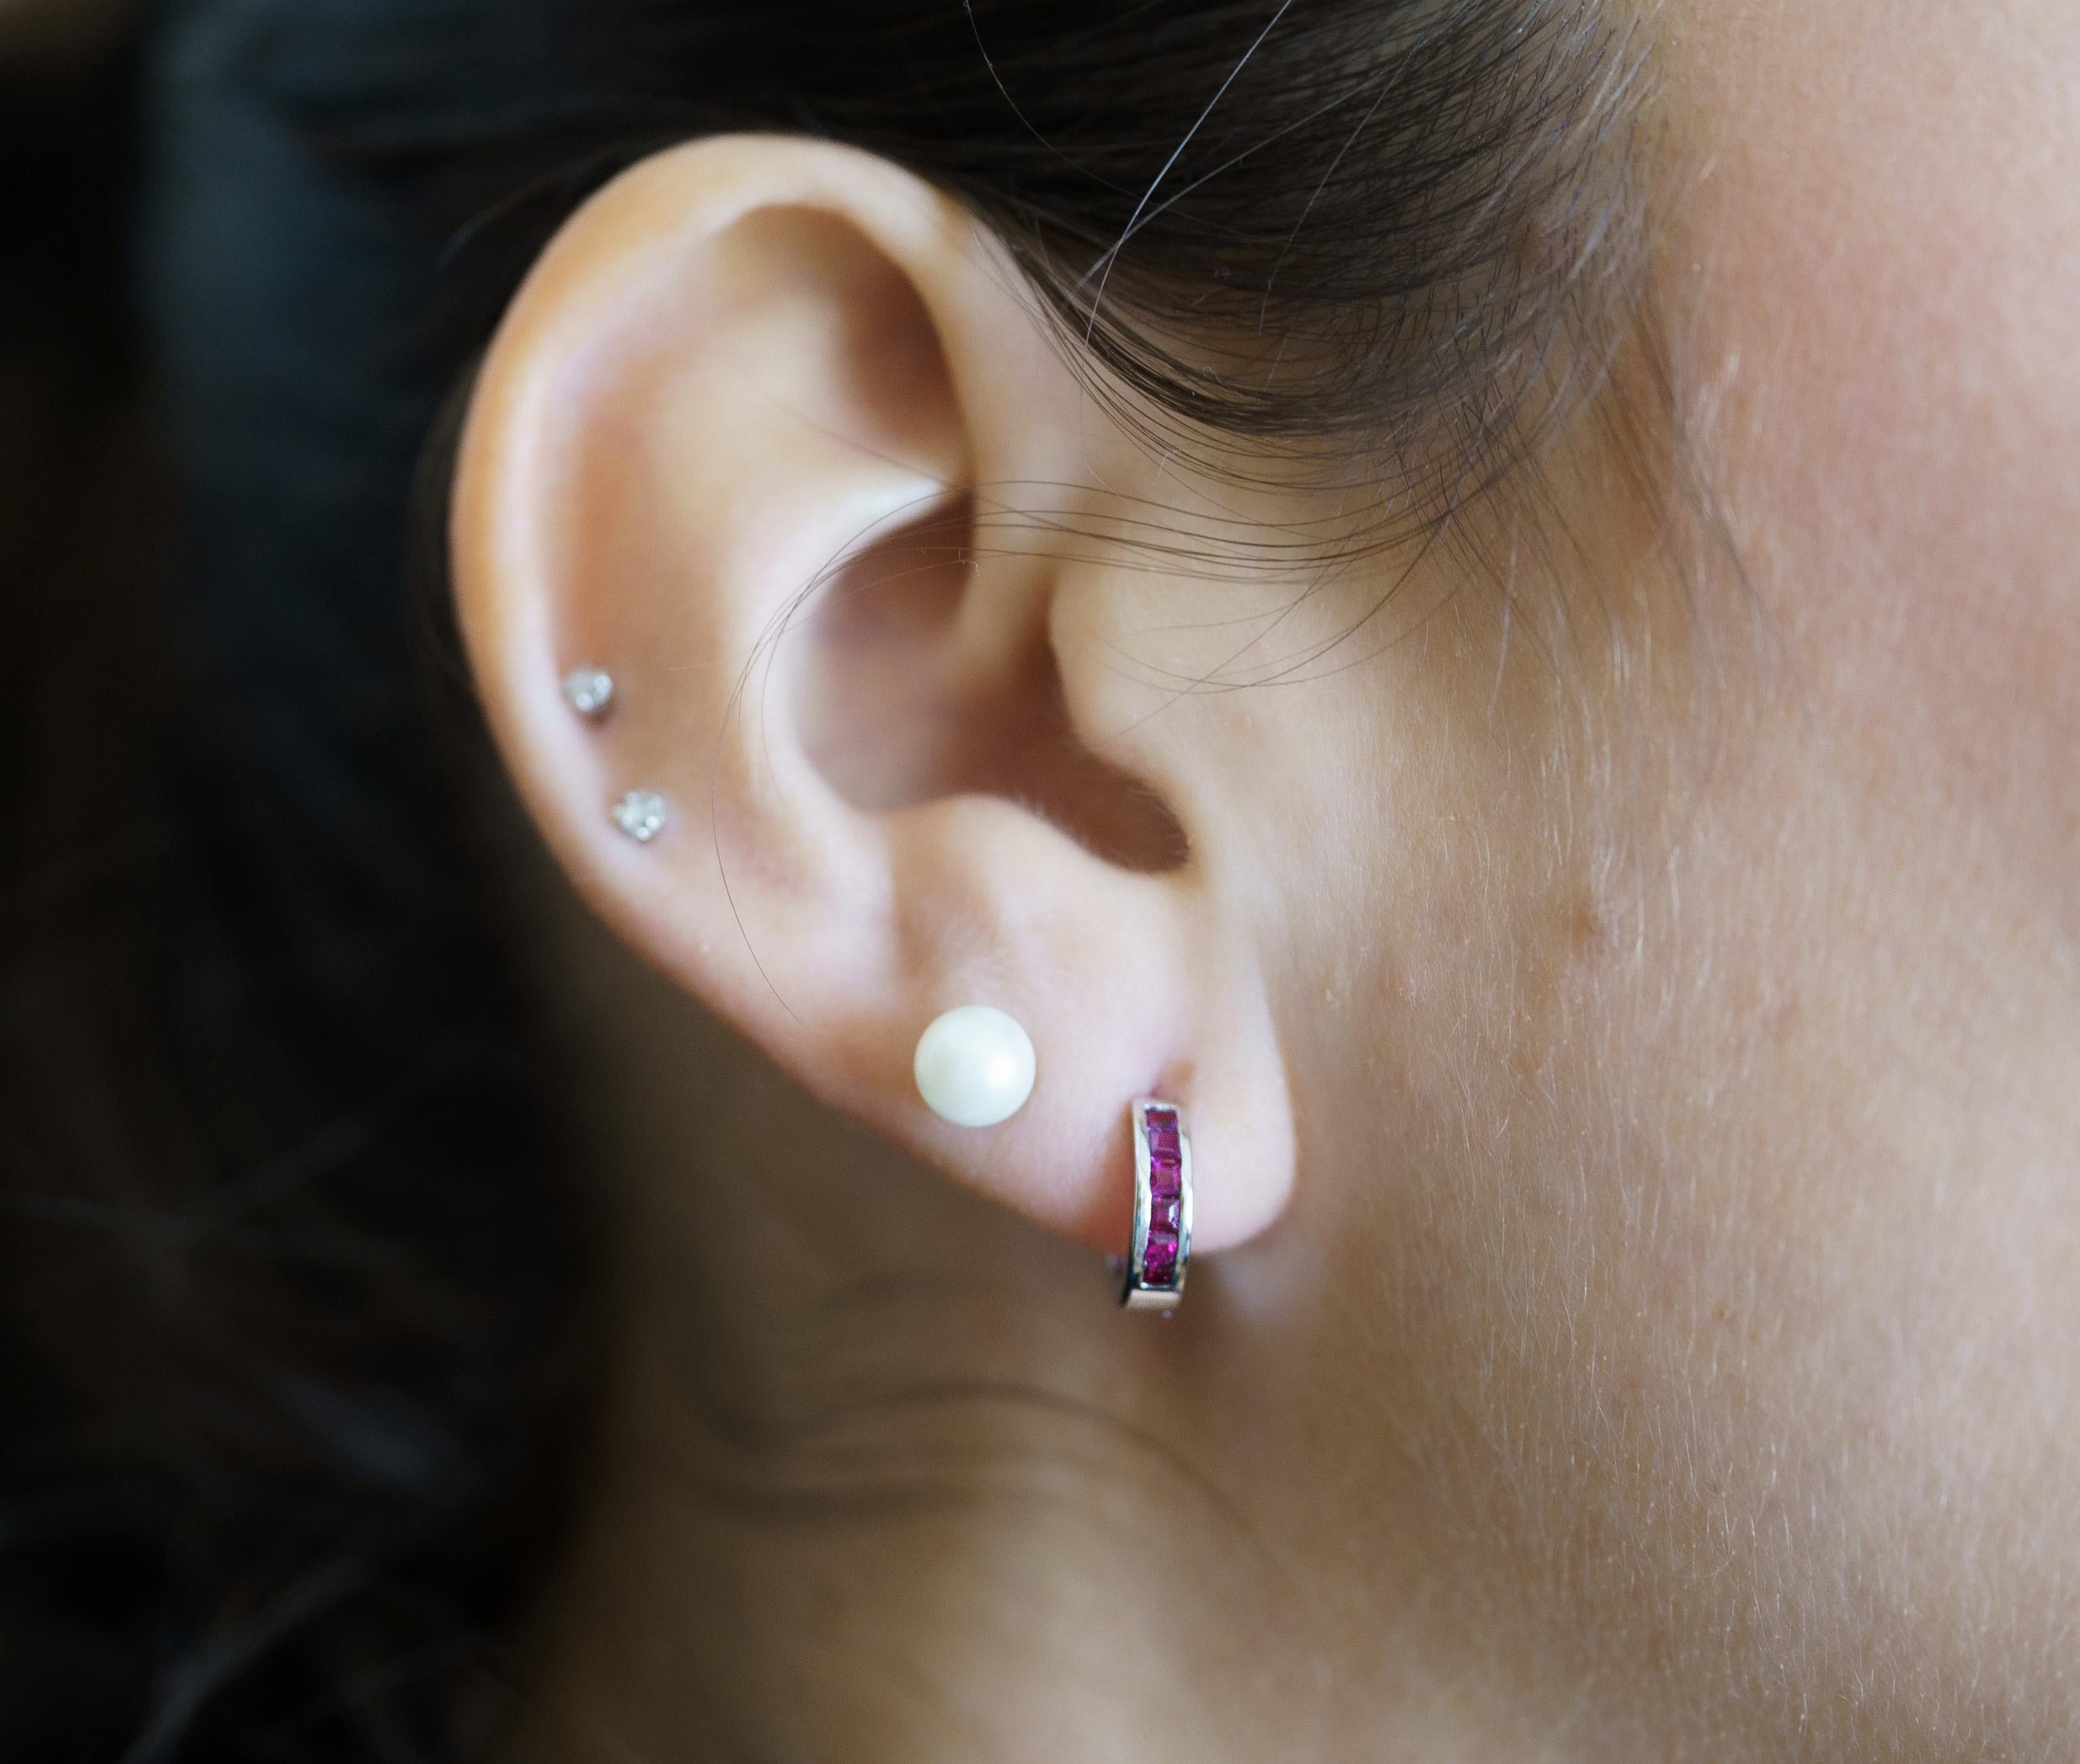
left=791, top=494, right=1190, bottom=876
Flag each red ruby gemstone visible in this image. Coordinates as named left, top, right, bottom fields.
left=1151, top=1195, right=1181, bottom=1232
left=1143, top=1232, right=1180, bottom=1285
left=1149, top=1157, right=1182, bottom=1197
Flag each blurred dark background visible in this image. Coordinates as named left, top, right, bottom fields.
left=1, top=7, right=599, bottom=1759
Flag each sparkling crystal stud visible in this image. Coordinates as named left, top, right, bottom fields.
left=1121, top=1099, right=1192, bottom=1313
left=562, top=667, right=615, bottom=719
left=611, top=790, right=668, bottom=844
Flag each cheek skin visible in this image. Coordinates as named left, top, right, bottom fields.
left=1660, top=0, right=2080, bottom=928
left=1555, top=0, right=2080, bottom=1743
left=1217, top=1, right=2080, bottom=1751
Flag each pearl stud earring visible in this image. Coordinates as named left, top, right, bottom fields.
left=914, top=1006, right=1036, bottom=1127
left=563, top=667, right=615, bottom=718
left=611, top=790, right=668, bottom=844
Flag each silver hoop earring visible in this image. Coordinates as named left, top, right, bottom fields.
left=1120, top=1099, right=1192, bottom=1313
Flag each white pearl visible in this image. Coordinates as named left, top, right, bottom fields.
left=913, top=1006, right=1036, bottom=1127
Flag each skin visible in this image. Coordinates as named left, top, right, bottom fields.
left=451, top=1, right=2079, bottom=1758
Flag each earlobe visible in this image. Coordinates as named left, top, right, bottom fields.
left=451, top=134, right=1295, bottom=1273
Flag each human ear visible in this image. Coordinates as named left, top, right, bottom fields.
left=451, top=135, right=1292, bottom=1261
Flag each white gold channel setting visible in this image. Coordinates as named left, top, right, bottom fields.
left=1121, top=1098, right=1192, bottom=1313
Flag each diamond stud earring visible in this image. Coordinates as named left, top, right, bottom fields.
left=1120, top=1099, right=1192, bottom=1313
left=611, top=790, right=668, bottom=844
left=913, top=1005, right=1037, bottom=1127
left=563, top=667, right=615, bottom=719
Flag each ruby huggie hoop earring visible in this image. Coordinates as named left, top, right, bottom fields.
left=1121, top=1099, right=1192, bottom=1313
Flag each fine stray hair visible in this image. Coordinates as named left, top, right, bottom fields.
left=1, top=3, right=1656, bottom=1760
left=439, top=0, right=1646, bottom=512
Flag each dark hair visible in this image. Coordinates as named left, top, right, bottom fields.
left=2, top=3, right=1649, bottom=1758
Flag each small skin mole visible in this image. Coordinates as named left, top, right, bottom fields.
left=1570, top=894, right=1620, bottom=962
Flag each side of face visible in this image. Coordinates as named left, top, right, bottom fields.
left=1262, top=0, right=2080, bottom=1747
left=450, top=0, right=2080, bottom=1751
